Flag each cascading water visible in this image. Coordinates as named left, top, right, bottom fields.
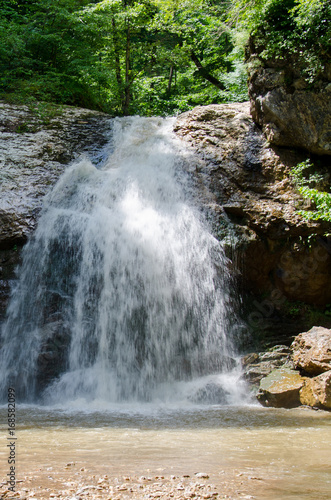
left=0, top=117, right=243, bottom=406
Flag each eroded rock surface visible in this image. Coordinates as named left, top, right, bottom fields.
left=299, top=370, right=331, bottom=410
left=249, top=72, right=331, bottom=155
left=174, top=103, right=331, bottom=307
left=0, top=102, right=111, bottom=248
left=242, top=345, right=293, bottom=386
left=246, top=37, right=331, bottom=156
left=291, top=326, right=331, bottom=376
left=0, top=101, right=111, bottom=321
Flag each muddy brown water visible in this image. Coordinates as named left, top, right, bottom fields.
left=0, top=404, right=330, bottom=499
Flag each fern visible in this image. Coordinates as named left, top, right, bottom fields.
left=292, top=160, right=331, bottom=222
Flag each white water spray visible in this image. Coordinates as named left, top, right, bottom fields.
left=0, top=117, right=242, bottom=405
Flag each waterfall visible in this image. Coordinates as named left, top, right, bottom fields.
left=0, top=117, right=241, bottom=405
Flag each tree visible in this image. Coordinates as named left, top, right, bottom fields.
left=228, top=0, right=331, bottom=85
left=0, top=0, right=249, bottom=114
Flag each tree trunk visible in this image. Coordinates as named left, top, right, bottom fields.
left=190, top=51, right=225, bottom=90
left=111, top=17, right=122, bottom=88
left=167, top=64, right=174, bottom=94
left=123, top=23, right=131, bottom=115
left=111, top=16, right=124, bottom=107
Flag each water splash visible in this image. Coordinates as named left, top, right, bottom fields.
left=0, top=117, right=241, bottom=405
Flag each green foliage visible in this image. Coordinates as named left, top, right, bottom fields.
left=0, top=0, right=107, bottom=109
left=1, top=0, right=329, bottom=114
left=0, top=0, right=249, bottom=115
left=292, top=159, right=331, bottom=223
left=228, top=0, right=331, bottom=84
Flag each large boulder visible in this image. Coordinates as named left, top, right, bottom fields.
left=249, top=74, right=331, bottom=156
left=246, top=34, right=331, bottom=157
left=299, top=370, right=331, bottom=410
left=291, top=327, right=331, bottom=376
left=257, top=368, right=305, bottom=408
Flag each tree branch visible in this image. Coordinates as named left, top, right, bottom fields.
left=190, top=51, right=225, bottom=90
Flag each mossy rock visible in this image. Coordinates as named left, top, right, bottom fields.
left=257, top=368, right=305, bottom=408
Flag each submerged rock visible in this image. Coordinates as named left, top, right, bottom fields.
left=291, top=327, right=331, bottom=376
left=189, top=382, right=228, bottom=405
left=257, top=368, right=305, bottom=408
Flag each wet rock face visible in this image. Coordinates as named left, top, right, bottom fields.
left=0, top=102, right=111, bottom=249
left=0, top=102, right=111, bottom=323
left=174, top=103, right=331, bottom=308
left=0, top=248, right=21, bottom=324
left=241, top=345, right=293, bottom=386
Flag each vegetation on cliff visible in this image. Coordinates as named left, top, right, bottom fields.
left=292, top=160, right=331, bottom=223
left=1, top=0, right=329, bottom=116
left=230, top=0, right=331, bottom=84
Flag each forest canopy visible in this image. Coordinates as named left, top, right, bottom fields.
left=0, top=0, right=330, bottom=115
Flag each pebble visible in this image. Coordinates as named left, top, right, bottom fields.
left=0, top=468, right=258, bottom=500
left=116, top=485, right=128, bottom=491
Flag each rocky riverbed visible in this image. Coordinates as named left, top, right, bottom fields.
left=0, top=470, right=247, bottom=500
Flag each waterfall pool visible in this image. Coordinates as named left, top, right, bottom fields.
left=0, top=404, right=330, bottom=499
left=0, top=117, right=330, bottom=499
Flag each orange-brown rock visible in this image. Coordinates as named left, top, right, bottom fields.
left=292, top=327, right=331, bottom=376
left=299, top=370, right=331, bottom=410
